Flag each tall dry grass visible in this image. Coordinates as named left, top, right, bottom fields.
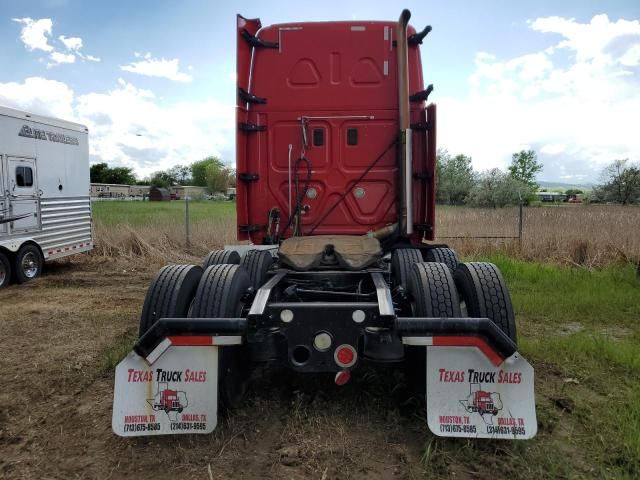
left=437, top=205, right=640, bottom=267
left=92, top=214, right=237, bottom=264
left=90, top=203, right=639, bottom=267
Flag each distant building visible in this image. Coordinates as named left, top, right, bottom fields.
left=129, top=185, right=151, bottom=197
left=91, top=183, right=150, bottom=198
left=537, top=192, right=567, bottom=202
left=91, top=183, right=131, bottom=198
left=173, top=186, right=207, bottom=199
left=149, top=187, right=171, bottom=201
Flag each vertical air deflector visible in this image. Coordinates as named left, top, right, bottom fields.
left=397, top=9, right=413, bottom=235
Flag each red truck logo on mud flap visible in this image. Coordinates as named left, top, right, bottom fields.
left=147, top=382, right=189, bottom=422
left=460, top=383, right=503, bottom=424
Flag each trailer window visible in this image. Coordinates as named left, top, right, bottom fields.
left=16, top=166, right=34, bottom=187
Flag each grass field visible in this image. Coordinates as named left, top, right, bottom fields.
left=91, top=201, right=640, bottom=267
left=10, top=200, right=626, bottom=478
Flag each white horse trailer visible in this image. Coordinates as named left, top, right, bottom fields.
left=0, top=106, right=93, bottom=288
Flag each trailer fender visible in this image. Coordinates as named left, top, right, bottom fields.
left=0, top=236, right=37, bottom=254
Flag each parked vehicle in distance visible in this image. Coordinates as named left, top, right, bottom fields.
left=0, top=106, right=93, bottom=288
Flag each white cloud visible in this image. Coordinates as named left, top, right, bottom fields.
left=120, top=53, right=193, bottom=82
left=13, top=18, right=54, bottom=52
left=13, top=18, right=100, bottom=67
left=439, top=14, right=640, bottom=181
left=0, top=77, right=75, bottom=119
left=58, top=34, right=82, bottom=51
left=48, top=51, right=76, bottom=66
left=0, top=77, right=233, bottom=177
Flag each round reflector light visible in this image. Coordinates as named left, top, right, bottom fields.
left=313, top=332, right=332, bottom=352
left=334, top=344, right=357, bottom=368
left=280, top=309, right=294, bottom=323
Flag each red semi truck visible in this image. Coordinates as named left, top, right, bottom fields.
left=113, top=10, right=537, bottom=440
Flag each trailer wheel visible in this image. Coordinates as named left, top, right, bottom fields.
left=190, top=265, right=252, bottom=409
left=0, top=251, right=11, bottom=289
left=391, top=248, right=423, bottom=289
left=406, top=262, right=461, bottom=394
left=202, top=249, right=241, bottom=269
left=425, top=247, right=459, bottom=273
left=454, top=262, right=517, bottom=344
left=14, top=244, right=43, bottom=284
left=240, top=249, right=273, bottom=289
left=139, top=264, right=203, bottom=337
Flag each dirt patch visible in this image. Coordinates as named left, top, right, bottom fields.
left=0, top=256, right=431, bottom=480
left=0, top=254, right=616, bottom=479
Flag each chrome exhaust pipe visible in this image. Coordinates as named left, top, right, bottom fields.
left=397, top=9, right=413, bottom=235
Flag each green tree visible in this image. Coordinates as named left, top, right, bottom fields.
left=103, top=167, right=136, bottom=185
left=169, top=165, right=192, bottom=185
left=565, top=188, right=583, bottom=196
left=90, top=162, right=109, bottom=183
left=227, top=169, right=236, bottom=188
left=468, top=168, right=533, bottom=208
left=596, top=159, right=640, bottom=205
left=436, top=149, right=475, bottom=204
left=508, top=150, right=543, bottom=189
left=90, top=162, right=136, bottom=184
left=148, top=170, right=177, bottom=189
left=191, top=157, right=224, bottom=187
left=205, top=163, right=232, bottom=193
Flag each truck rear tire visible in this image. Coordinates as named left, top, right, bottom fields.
left=425, top=247, right=459, bottom=273
left=203, top=249, right=241, bottom=269
left=454, top=262, right=517, bottom=344
left=190, top=264, right=251, bottom=409
left=240, top=249, right=273, bottom=289
left=14, top=244, right=43, bottom=284
left=391, top=248, right=423, bottom=289
left=139, top=264, right=203, bottom=337
left=0, top=251, right=11, bottom=288
left=406, top=262, right=461, bottom=394
left=409, top=262, right=462, bottom=318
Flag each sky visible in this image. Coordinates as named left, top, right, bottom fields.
left=0, top=0, right=639, bottom=183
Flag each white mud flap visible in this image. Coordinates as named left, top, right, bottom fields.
left=426, top=346, right=537, bottom=439
left=112, top=346, right=218, bottom=437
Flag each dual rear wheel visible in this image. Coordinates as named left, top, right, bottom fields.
left=139, top=249, right=267, bottom=409
left=396, top=247, right=516, bottom=394
left=392, top=247, right=516, bottom=344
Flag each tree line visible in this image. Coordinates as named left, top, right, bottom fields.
left=90, top=157, right=236, bottom=193
left=437, top=150, right=640, bottom=206
left=437, top=149, right=542, bottom=207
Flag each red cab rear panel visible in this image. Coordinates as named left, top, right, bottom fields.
left=236, top=16, right=436, bottom=244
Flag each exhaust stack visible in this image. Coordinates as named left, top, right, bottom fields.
left=397, top=9, right=413, bottom=235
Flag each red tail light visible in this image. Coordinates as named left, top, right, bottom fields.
left=334, top=344, right=357, bottom=368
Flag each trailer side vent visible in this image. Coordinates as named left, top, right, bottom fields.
left=313, top=128, right=324, bottom=146
left=347, top=128, right=358, bottom=146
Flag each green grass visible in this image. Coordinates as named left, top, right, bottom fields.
left=98, top=328, right=138, bottom=374
left=92, top=200, right=235, bottom=226
left=424, top=255, right=640, bottom=478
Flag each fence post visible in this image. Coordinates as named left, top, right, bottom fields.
left=518, top=200, right=523, bottom=248
left=185, top=195, right=190, bottom=248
